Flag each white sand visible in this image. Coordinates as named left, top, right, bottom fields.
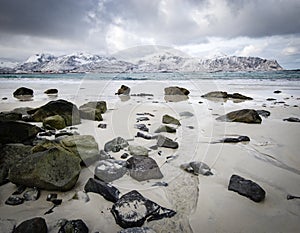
left=0, top=78, right=300, bottom=232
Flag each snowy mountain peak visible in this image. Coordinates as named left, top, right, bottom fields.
left=25, top=53, right=55, bottom=63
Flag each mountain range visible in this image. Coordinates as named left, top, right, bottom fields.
left=0, top=52, right=283, bottom=73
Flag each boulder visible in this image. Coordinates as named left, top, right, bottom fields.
left=27, top=99, right=81, bottom=126
left=228, top=174, right=266, bottom=202
left=156, top=135, right=179, bottom=149
left=181, top=161, right=213, bottom=176
left=129, top=145, right=149, bottom=156
left=216, top=109, right=262, bottom=124
left=60, top=135, right=100, bottom=165
left=201, top=91, right=228, bottom=98
left=0, top=121, right=42, bottom=145
left=164, top=86, right=189, bottom=95
left=43, top=115, right=66, bottom=130
left=154, top=125, right=176, bottom=133
left=111, top=190, right=176, bottom=228
left=104, top=137, right=129, bottom=152
left=283, top=117, right=300, bottom=122
left=13, top=217, right=47, bottom=233
left=221, top=136, right=250, bottom=143
left=9, top=147, right=81, bottom=191
left=94, top=159, right=127, bottom=182
left=127, top=156, right=163, bottom=181
left=58, top=219, right=88, bottom=233
left=84, top=178, right=120, bottom=203
left=0, top=143, right=33, bottom=168
left=79, top=108, right=103, bottom=121
left=118, top=227, right=157, bottom=233
left=80, top=101, right=107, bottom=113
left=44, top=88, right=58, bottom=94
left=116, top=85, right=131, bottom=95
left=0, top=112, right=22, bottom=121
left=162, top=114, right=181, bottom=125
left=228, top=93, right=253, bottom=100
left=13, top=87, right=34, bottom=97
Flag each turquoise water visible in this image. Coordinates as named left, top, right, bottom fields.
left=0, top=70, right=300, bottom=81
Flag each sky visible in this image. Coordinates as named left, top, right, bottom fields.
left=0, top=0, right=299, bottom=69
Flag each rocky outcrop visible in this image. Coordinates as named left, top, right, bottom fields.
left=43, top=115, right=66, bottom=129
left=127, top=156, right=163, bottom=181
left=27, top=99, right=81, bottom=126
left=13, top=217, right=47, bottom=233
left=104, top=137, right=129, bottom=152
left=162, top=114, right=181, bottom=125
left=116, top=85, right=131, bottom=95
left=216, top=109, right=262, bottom=124
left=228, top=174, right=266, bottom=202
left=164, top=86, right=189, bottom=95
left=111, top=190, right=176, bottom=228
left=9, top=147, right=81, bottom=191
left=94, top=159, right=127, bottom=182
left=0, top=121, right=41, bottom=144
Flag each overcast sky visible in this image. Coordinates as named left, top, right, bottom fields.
left=0, top=0, right=299, bottom=69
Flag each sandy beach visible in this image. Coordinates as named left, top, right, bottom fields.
left=0, top=77, right=300, bottom=233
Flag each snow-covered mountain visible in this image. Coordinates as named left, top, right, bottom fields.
left=2, top=52, right=283, bottom=73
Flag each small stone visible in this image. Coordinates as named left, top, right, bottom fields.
left=179, top=111, right=194, bottom=117
left=136, top=132, right=153, bottom=140
left=94, top=159, right=127, bottom=182
left=136, top=117, right=150, bottom=122
left=154, top=125, right=176, bottom=133
left=98, top=123, right=107, bottom=128
left=5, top=196, right=24, bottom=205
left=283, top=117, right=300, bottom=122
left=104, top=137, right=129, bottom=152
left=116, top=85, right=131, bottom=95
left=23, top=187, right=40, bottom=201
left=222, top=136, right=250, bottom=143
left=274, top=90, right=281, bottom=94
left=44, top=89, right=58, bottom=94
left=256, top=110, right=271, bottom=118
left=121, top=153, right=130, bottom=159
left=266, top=98, right=276, bottom=101
left=134, top=124, right=149, bottom=132
left=162, top=114, right=181, bottom=125
left=181, top=161, right=213, bottom=176
left=156, top=135, right=179, bottom=149
left=46, top=193, right=58, bottom=202
left=2, top=97, right=8, bottom=100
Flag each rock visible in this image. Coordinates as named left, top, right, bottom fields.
left=154, top=125, right=176, bottom=133
left=0, top=112, right=22, bottom=121
left=94, top=159, right=127, bottom=182
left=228, top=174, right=266, bottom=202
left=44, top=88, right=58, bottom=94
left=179, top=111, right=194, bottom=117
left=23, top=187, right=40, bottom=201
left=84, top=178, right=120, bottom=203
left=79, top=107, right=103, bottom=121
left=136, top=132, right=153, bottom=140
left=104, top=137, right=129, bottom=152
left=13, top=217, right=47, bottom=233
left=283, top=117, right=300, bottom=122
left=121, top=153, right=130, bottom=159
left=0, top=164, right=9, bottom=185
left=98, top=123, right=107, bottom=128
left=274, top=90, right=281, bottom=94
left=111, top=190, right=176, bottom=228
left=216, top=109, right=262, bottom=124
left=201, top=91, right=228, bottom=98
left=129, top=145, right=149, bottom=156
left=60, top=135, right=100, bottom=165
left=164, top=86, right=189, bottom=95
left=0, top=121, right=42, bottom=145
left=256, top=110, right=271, bottom=118
left=58, top=219, right=88, bottom=233
left=227, top=93, right=253, bottom=100
left=99, top=149, right=112, bottom=160
left=156, top=135, right=179, bottom=149
left=0, top=144, right=33, bottom=169
left=136, top=117, right=150, bottom=122
left=79, top=101, right=107, bottom=113
left=134, top=124, right=149, bottom=132
left=266, top=98, right=276, bottom=101
left=0, top=219, right=16, bottom=233
left=116, top=85, right=131, bottom=95
left=9, top=147, right=81, bottom=191
left=181, top=161, right=213, bottom=176
left=118, top=227, right=157, bottom=233
left=162, top=114, right=181, bottom=125
left=5, top=196, right=24, bottom=205
left=13, top=87, right=34, bottom=97
left=221, top=136, right=250, bottom=143
left=152, top=181, right=168, bottom=187
left=43, top=115, right=66, bottom=130
left=27, top=99, right=81, bottom=126
left=127, top=156, right=163, bottom=181
left=286, top=194, right=300, bottom=200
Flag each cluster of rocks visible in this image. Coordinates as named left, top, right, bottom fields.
left=201, top=91, right=253, bottom=100
left=12, top=87, right=58, bottom=101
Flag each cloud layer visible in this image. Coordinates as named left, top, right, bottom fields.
left=0, top=0, right=299, bottom=68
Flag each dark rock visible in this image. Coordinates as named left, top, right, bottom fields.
left=118, top=227, right=157, bottom=233
left=58, top=219, right=88, bottom=233
left=136, top=117, right=150, bottom=122
left=13, top=87, right=34, bottom=97
left=216, top=109, right=262, bottom=124
left=156, top=135, right=179, bottom=149
left=266, top=98, right=276, bottom=101
left=274, top=90, right=281, bottom=94
left=12, top=185, right=27, bottom=195
left=0, top=112, right=22, bottom=121
left=256, top=110, right=271, bottom=118
left=5, top=196, right=24, bottom=205
left=0, top=144, right=32, bottom=168
left=99, top=149, right=112, bottom=160
left=228, top=174, right=266, bottom=202
left=127, top=156, right=163, bottom=181
left=162, top=114, right=181, bottom=125
left=164, top=86, right=189, bottom=95
left=129, top=145, right=149, bottom=156
left=94, top=159, right=127, bottom=182
left=154, top=125, right=176, bottom=133
left=23, top=187, right=40, bottom=201
left=79, top=108, right=103, bottom=121
left=104, top=137, right=129, bottom=152
left=98, top=123, right=107, bottom=128
left=79, top=101, right=107, bottom=113
left=2, top=97, right=8, bottom=100
left=52, top=199, right=62, bottom=205
left=0, top=121, right=41, bottom=145
left=43, top=115, right=66, bottom=130
left=46, top=193, right=58, bottom=202
left=228, top=93, right=253, bottom=100
left=222, top=136, right=250, bottom=143
left=27, top=99, right=81, bottom=126
left=60, top=135, right=100, bottom=165
left=136, top=132, right=153, bottom=140
left=111, top=190, right=176, bottom=228
left=131, top=93, right=154, bottom=97
left=84, top=178, right=120, bottom=203
left=181, top=161, right=213, bottom=176
left=283, top=117, right=300, bottom=122
left=201, top=91, right=228, bottom=98
left=152, top=181, right=168, bottom=187
left=286, top=194, right=300, bottom=200
left=134, top=124, right=149, bottom=132
left=0, top=164, right=9, bottom=185
left=116, top=85, right=131, bottom=95
left=9, top=147, right=81, bottom=191
left=44, top=89, right=58, bottom=94
left=11, top=107, right=33, bottom=115
left=13, top=217, right=47, bottom=233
